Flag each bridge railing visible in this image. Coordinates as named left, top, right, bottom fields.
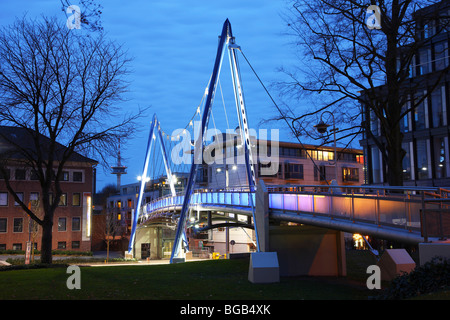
left=139, top=184, right=450, bottom=239
left=266, top=184, right=446, bottom=233
left=141, top=187, right=256, bottom=221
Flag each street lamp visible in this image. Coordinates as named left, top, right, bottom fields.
left=314, top=111, right=338, bottom=184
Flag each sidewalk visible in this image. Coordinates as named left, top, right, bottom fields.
left=0, top=251, right=125, bottom=266
left=0, top=251, right=207, bottom=267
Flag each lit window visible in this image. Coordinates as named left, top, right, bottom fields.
left=58, top=217, right=67, bottom=232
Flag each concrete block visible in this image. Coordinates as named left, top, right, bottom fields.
left=172, top=257, right=185, bottom=264
left=248, top=252, right=279, bottom=284
left=419, top=242, right=450, bottom=265
left=124, top=251, right=133, bottom=260
left=377, top=249, right=415, bottom=281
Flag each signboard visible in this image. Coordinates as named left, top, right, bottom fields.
left=25, top=241, right=31, bottom=265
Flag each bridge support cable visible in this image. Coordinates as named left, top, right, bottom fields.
left=127, top=113, right=178, bottom=255
left=170, top=19, right=261, bottom=263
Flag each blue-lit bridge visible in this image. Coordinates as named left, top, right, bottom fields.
left=138, top=181, right=448, bottom=246
left=126, top=19, right=450, bottom=280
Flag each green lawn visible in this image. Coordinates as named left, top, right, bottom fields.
left=0, top=252, right=375, bottom=300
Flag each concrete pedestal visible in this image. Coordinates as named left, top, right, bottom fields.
left=172, top=257, right=185, bottom=264
left=248, top=252, right=279, bottom=284
left=377, top=249, right=416, bottom=281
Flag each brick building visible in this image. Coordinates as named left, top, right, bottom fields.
left=0, top=126, right=97, bottom=253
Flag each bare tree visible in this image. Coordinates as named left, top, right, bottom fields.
left=275, top=0, right=450, bottom=186
left=95, top=183, right=125, bottom=262
left=0, top=16, right=144, bottom=263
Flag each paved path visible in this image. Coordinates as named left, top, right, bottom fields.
left=0, top=251, right=205, bottom=267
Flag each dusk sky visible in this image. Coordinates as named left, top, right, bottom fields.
left=1, top=0, right=307, bottom=190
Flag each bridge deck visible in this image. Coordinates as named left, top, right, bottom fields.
left=138, top=185, right=449, bottom=244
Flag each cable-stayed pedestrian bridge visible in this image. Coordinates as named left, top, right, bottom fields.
left=138, top=182, right=449, bottom=246
left=126, top=19, right=450, bottom=277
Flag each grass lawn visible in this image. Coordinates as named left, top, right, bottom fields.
left=0, top=250, right=378, bottom=300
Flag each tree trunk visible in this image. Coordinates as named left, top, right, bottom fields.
left=40, top=215, right=53, bottom=264
left=385, top=127, right=405, bottom=187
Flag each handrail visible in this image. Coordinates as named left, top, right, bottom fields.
left=265, top=184, right=440, bottom=192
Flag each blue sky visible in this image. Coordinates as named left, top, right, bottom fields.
left=1, top=0, right=304, bottom=190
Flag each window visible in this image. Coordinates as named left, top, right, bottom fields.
left=414, top=93, right=426, bottom=130
left=58, top=193, right=67, bottom=206
left=284, top=163, right=304, bottom=179
left=13, top=218, right=23, bottom=233
left=416, top=139, right=429, bottom=180
left=57, top=242, right=66, bottom=249
left=12, top=243, right=22, bottom=251
left=72, top=241, right=80, bottom=249
left=30, top=170, right=39, bottom=181
left=418, top=49, right=431, bottom=75
left=402, top=142, right=412, bottom=181
left=58, top=217, right=67, bottom=232
left=72, top=193, right=81, bottom=206
left=0, top=218, right=6, bottom=233
left=14, top=192, right=24, bottom=206
left=370, top=110, right=379, bottom=135
left=314, top=165, right=327, bottom=181
left=434, top=42, right=448, bottom=71
left=0, top=169, right=10, bottom=180
left=0, top=244, right=5, bottom=251
left=431, top=87, right=445, bottom=128
left=400, top=103, right=409, bottom=133
left=73, top=171, right=83, bottom=182
left=0, top=193, right=8, bottom=206
left=342, top=168, right=359, bottom=182
left=15, top=169, right=26, bottom=180
left=433, top=137, right=447, bottom=179
left=72, top=217, right=81, bottom=231
left=425, top=21, right=435, bottom=38
left=30, top=192, right=39, bottom=207
left=62, top=171, right=69, bottom=181
left=371, top=147, right=382, bottom=184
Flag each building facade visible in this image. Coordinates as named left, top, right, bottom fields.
left=0, top=127, right=97, bottom=253
left=192, top=134, right=364, bottom=256
left=361, top=0, right=450, bottom=187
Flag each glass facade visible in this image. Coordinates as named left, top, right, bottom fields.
left=431, top=87, right=445, bottom=127
left=402, top=142, right=412, bottom=181
left=414, top=93, right=426, bottom=130
left=433, top=136, right=447, bottom=179
left=363, top=3, right=450, bottom=185
left=416, top=139, right=429, bottom=180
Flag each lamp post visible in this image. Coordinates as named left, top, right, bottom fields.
left=314, top=111, right=338, bottom=184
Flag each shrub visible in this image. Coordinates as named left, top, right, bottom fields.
left=378, top=256, right=450, bottom=299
